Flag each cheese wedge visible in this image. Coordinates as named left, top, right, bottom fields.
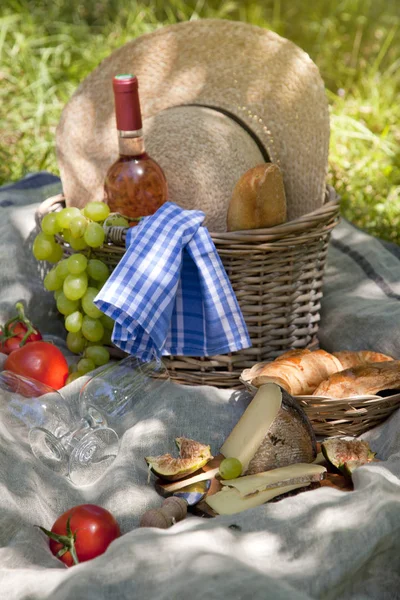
left=206, top=482, right=308, bottom=515
left=220, top=383, right=282, bottom=471
left=220, top=463, right=326, bottom=497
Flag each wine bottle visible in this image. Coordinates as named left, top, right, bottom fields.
left=104, top=74, right=168, bottom=221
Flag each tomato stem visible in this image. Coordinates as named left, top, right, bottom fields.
left=0, top=302, right=39, bottom=347
left=38, top=517, right=80, bottom=566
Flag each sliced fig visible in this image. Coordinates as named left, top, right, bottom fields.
left=175, top=437, right=212, bottom=459
left=321, top=438, right=375, bottom=476
left=342, top=460, right=366, bottom=478
left=145, top=437, right=213, bottom=481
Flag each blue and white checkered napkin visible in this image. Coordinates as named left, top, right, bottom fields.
left=94, top=202, right=251, bottom=361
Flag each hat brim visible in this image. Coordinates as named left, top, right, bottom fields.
left=57, top=19, right=330, bottom=220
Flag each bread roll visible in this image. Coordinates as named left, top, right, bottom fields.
left=313, top=361, right=400, bottom=398
left=333, top=350, right=394, bottom=370
left=241, top=349, right=342, bottom=396
left=226, top=163, right=287, bottom=232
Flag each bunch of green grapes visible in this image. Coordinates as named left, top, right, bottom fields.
left=33, top=202, right=129, bottom=382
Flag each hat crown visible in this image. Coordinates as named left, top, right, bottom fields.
left=57, top=19, right=329, bottom=230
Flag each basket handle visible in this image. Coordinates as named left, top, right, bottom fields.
left=34, top=194, right=65, bottom=229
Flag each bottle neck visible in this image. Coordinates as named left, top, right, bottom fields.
left=118, top=129, right=146, bottom=156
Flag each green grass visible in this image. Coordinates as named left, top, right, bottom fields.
left=1, top=0, right=399, bottom=242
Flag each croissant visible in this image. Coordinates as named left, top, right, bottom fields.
left=333, top=350, right=393, bottom=370
left=241, top=349, right=342, bottom=396
left=313, top=361, right=400, bottom=398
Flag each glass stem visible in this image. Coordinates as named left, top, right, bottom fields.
left=57, top=418, right=92, bottom=453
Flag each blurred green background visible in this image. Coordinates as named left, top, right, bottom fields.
left=1, top=0, right=399, bottom=242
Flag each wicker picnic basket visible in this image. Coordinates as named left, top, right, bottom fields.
left=36, top=185, right=340, bottom=390
left=296, top=392, right=400, bottom=437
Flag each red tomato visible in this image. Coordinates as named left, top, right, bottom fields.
left=0, top=336, right=23, bottom=354
left=10, top=321, right=42, bottom=342
left=41, top=504, right=121, bottom=567
left=0, top=324, right=42, bottom=354
left=0, top=305, right=42, bottom=355
left=4, top=341, right=69, bottom=389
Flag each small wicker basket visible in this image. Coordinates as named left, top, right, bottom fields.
left=296, top=392, right=400, bottom=437
left=36, top=186, right=340, bottom=390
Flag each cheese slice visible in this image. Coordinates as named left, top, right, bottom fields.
left=221, top=463, right=326, bottom=496
left=220, top=383, right=282, bottom=471
left=206, top=482, right=308, bottom=515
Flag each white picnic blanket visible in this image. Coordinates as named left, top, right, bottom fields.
left=0, top=174, right=400, bottom=600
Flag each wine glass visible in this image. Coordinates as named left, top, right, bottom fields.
left=78, top=356, right=170, bottom=436
left=0, top=370, right=119, bottom=486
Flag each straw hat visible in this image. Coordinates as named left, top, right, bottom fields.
left=57, top=19, right=330, bottom=232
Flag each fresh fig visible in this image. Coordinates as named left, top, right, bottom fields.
left=145, top=437, right=213, bottom=481
left=321, top=438, right=376, bottom=477
left=175, top=437, right=211, bottom=459
left=342, top=460, right=366, bottom=478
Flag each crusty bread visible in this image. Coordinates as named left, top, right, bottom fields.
left=241, top=349, right=342, bottom=396
left=226, top=163, right=287, bottom=231
left=333, top=350, right=394, bottom=370
left=241, top=348, right=398, bottom=397
left=313, top=361, right=400, bottom=398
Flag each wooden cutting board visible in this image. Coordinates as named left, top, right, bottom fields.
left=154, top=446, right=353, bottom=518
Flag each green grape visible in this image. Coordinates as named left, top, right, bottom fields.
left=67, top=253, right=88, bottom=275
left=101, top=328, right=112, bottom=346
left=63, top=273, right=88, bottom=301
left=84, top=222, right=105, bottom=248
left=77, top=357, right=96, bottom=375
left=66, top=330, right=87, bottom=354
left=81, top=287, right=102, bottom=318
left=66, top=372, right=82, bottom=385
left=87, top=259, right=109, bottom=282
left=54, top=289, right=63, bottom=301
left=69, top=236, right=88, bottom=251
left=84, top=345, right=110, bottom=366
left=81, top=315, right=104, bottom=342
left=32, top=233, right=56, bottom=261
left=65, top=310, right=84, bottom=333
left=68, top=363, right=78, bottom=374
left=47, top=242, right=64, bottom=264
left=100, top=314, right=114, bottom=330
left=70, top=215, right=88, bottom=238
left=41, top=213, right=62, bottom=235
left=83, top=201, right=110, bottom=222
left=103, top=213, right=129, bottom=228
left=56, top=207, right=81, bottom=229
left=55, top=259, right=70, bottom=280
left=218, top=457, right=243, bottom=480
left=62, top=229, right=72, bottom=244
left=44, top=268, right=63, bottom=291
left=56, top=292, right=80, bottom=316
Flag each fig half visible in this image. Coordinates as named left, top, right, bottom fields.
left=321, top=438, right=376, bottom=478
left=145, top=437, right=213, bottom=481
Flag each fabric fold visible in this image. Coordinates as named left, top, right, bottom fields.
left=94, top=202, right=251, bottom=360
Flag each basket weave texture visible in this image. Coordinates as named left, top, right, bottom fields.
left=296, top=393, right=400, bottom=437
left=37, top=187, right=340, bottom=391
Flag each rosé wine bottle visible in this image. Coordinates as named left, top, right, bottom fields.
left=104, top=74, right=168, bottom=223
